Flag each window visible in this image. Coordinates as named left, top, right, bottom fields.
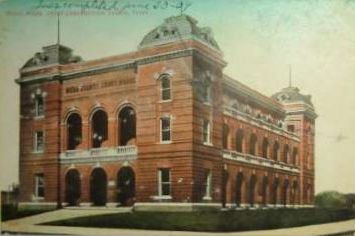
left=34, top=96, right=44, bottom=117
left=222, top=124, right=229, bottom=149
left=287, top=125, right=295, bottom=133
left=160, top=117, right=171, bottom=142
left=202, top=120, right=211, bottom=144
left=34, top=131, right=44, bottom=152
left=158, top=169, right=171, bottom=196
left=202, top=170, right=212, bottom=199
left=249, top=134, right=257, bottom=155
left=262, top=138, right=269, bottom=158
left=201, top=84, right=212, bottom=103
left=236, top=129, right=244, bottom=152
left=91, top=110, right=108, bottom=148
left=34, top=174, right=44, bottom=198
left=160, top=75, right=171, bottom=101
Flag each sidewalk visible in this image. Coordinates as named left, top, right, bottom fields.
left=1, top=209, right=355, bottom=236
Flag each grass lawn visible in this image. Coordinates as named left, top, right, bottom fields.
left=42, top=208, right=355, bottom=232
left=1, top=204, right=56, bottom=222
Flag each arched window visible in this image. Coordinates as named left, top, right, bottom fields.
left=222, top=124, right=229, bottom=149
left=236, top=129, right=244, bottom=152
left=283, top=145, right=290, bottom=163
left=91, top=110, right=108, bottom=148
left=292, top=147, right=298, bottom=165
left=34, top=96, right=44, bottom=117
left=262, top=138, right=269, bottom=158
left=118, top=106, right=136, bottom=146
left=273, top=142, right=279, bottom=161
left=67, top=113, right=82, bottom=150
left=160, top=75, right=171, bottom=101
left=249, top=134, right=257, bottom=156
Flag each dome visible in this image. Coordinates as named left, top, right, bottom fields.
left=139, top=14, right=220, bottom=50
left=22, top=44, right=82, bottom=69
left=272, top=86, right=314, bottom=107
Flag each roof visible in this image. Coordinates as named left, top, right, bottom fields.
left=272, top=86, right=314, bottom=107
left=139, top=14, right=220, bottom=51
left=223, top=75, right=285, bottom=115
left=21, top=44, right=82, bottom=70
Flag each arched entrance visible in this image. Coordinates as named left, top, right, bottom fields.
left=261, top=176, right=268, bottom=206
left=235, top=172, right=243, bottom=207
left=248, top=175, right=257, bottom=207
left=282, top=179, right=290, bottom=207
left=118, top=106, right=136, bottom=146
left=65, top=169, right=81, bottom=206
left=90, top=168, right=107, bottom=206
left=117, top=167, right=135, bottom=206
left=272, top=178, right=279, bottom=205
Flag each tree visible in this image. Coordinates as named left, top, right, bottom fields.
left=315, top=191, right=347, bottom=208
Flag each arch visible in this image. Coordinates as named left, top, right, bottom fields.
left=283, top=145, right=290, bottom=163
left=292, top=147, right=298, bottom=165
left=235, top=172, right=244, bottom=207
left=118, top=106, right=136, bottom=146
left=282, top=179, right=290, bottom=207
left=66, top=113, right=82, bottom=150
left=248, top=174, right=257, bottom=207
left=249, top=133, right=257, bottom=155
left=262, top=137, right=269, bottom=158
left=261, top=176, right=268, bottom=206
left=65, top=169, right=81, bottom=206
left=117, top=167, right=136, bottom=206
left=90, top=168, right=107, bottom=206
left=91, top=110, right=108, bottom=148
left=158, top=74, right=171, bottom=101
left=222, top=124, right=229, bottom=149
left=222, top=170, right=229, bottom=208
left=271, top=177, right=279, bottom=205
left=291, top=180, right=298, bottom=205
left=236, top=129, right=244, bottom=152
left=272, top=141, right=280, bottom=161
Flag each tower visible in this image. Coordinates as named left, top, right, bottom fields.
left=272, top=86, right=317, bottom=205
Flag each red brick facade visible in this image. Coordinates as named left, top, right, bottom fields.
left=17, top=15, right=316, bottom=208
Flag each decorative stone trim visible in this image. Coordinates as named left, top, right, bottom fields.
left=223, top=150, right=300, bottom=174
left=224, top=106, right=300, bottom=141
left=60, top=146, right=137, bottom=164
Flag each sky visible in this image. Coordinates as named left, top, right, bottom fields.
left=0, top=0, right=354, bottom=193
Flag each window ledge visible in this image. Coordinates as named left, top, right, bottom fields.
left=151, top=195, right=172, bottom=200
left=160, top=141, right=172, bottom=144
left=159, top=99, right=172, bottom=103
left=203, top=196, right=212, bottom=201
left=33, top=115, right=45, bottom=120
left=203, top=142, right=213, bottom=147
left=32, top=151, right=44, bottom=154
left=32, top=196, right=44, bottom=201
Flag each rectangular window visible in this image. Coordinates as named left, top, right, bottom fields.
left=161, top=77, right=171, bottom=101
left=34, top=131, right=44, bottom=152
left=203, top=169, right=212, bottom=199
left=35, top=96, right=44, bottom=117
left=287, top=125, right=295, bottom=132
left=158, top=169, right=171, bottom=196
left=160, top=117, right=171, bottom=142
left=203, top=120, right=211, bottom=144
left=34, top=174, right=44, bottom=198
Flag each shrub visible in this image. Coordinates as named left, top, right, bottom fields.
left=315, top=191, right=348, bottom=208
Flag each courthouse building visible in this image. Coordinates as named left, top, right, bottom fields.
left=16, top=15, right=316, bottom=209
